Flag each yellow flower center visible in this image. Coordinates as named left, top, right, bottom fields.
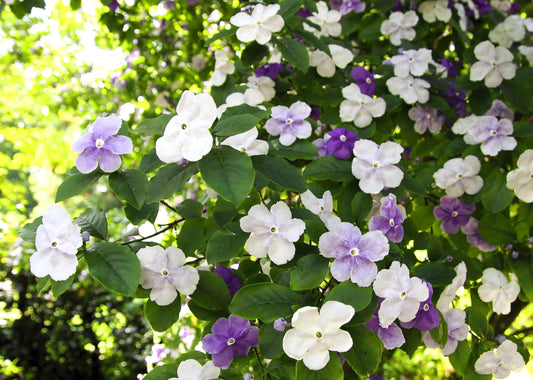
left=95, top=138, right=105, bottom=148
left=340, top=135, right=346, bottom=142
left=161, top=268, right=169, bottom=277
left=181, top=123, right=187, bottom=130
left=227, top=338, right=236, bottom=345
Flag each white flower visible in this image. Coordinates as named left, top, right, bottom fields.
left=507, top=149, right=533, bottom=203
left=433, top=155, right=484, bottom=197
left=436, top=262, right=467, bottom=312
left=470, top=41, right=516, bottom=88
left=156, top=91, right=217, bottom=163
left=302, top=1, right=342, bottom=38
left=239, top=201, right=306, bottom=265
left=490, top=0, right=513, bottom=13
left=489, top=15, right=533, bottom=48
left=422, top=308, right=469, bottom=355
left=309, top=45, right=353, bottom=78
left=519, top=45, right=533, bottom=66
left=282, top=301, right=354, bottom=371
left=244, top=75, right=276, bottom=104
left=418, top=0, right=452, bottom=23
left=386, top=75, right=430, bottom=104
left=373, top=261, right=429, bottom=328
left=352, top=139, right=404, bottom=194
left=209, top=50, right=235, bottom=87
left=300, top=190, right=341, bottom=231
left=475, top=340, right=526, bottom=379
left=30, top=205, right=82, bottom=281
left=230, top=3, right=284, bottom=45
left=478, top=268, right=520, bottom=315
left=137, top=246, right=199, bottom=306
left=216, top=92, right=266, bottom=118
left=220, top=127, right=269, bottom=156
left=340, top=84, right=386, bottom=128
left=381, top=11, right=419, bottom=46
left=169, top=359, right=220, bottom=380
left=389, top=48, right=433, bottom=77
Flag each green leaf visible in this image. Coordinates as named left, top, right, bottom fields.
left=176, top=199, right=203, bottom=219
left=402, top=173, right=427, bottom=195
left=351, top=192, right=373, bottom=226
left=324, top=281, right=373, bottom=312
left=109, top=169, right=148, bottom=210
left=176, top=219, right=205, bottom=256
left=144, top=298, right=182, bottom=332
left=412, top=262, right=456, bottom=287
left=342, top=326, right=381, bottom=376
left=19, top=216, right=43, bottom=242
left=206, top=230, right=248, bottom=264
left=513, top=121, right=533, bottom=137
left=188, top=300, right=227, bottom=321
left=213, top=197, right=238, bottom=227
left=303, top=156, right=353, bottom=181
left=230, top=283, right=303, bottom=322
left=501, top=67, right=533, bottom=113
left=429, top=309, right=448, bottom=348
left=480, top=171, right=514, bottom=214
left=218, top=104, right=270, bottom=120
left=252, top=155, right=308, bottom=193
left=276, top=37, right=309, bottom=73
left=73, top=209, right=108, bottom=240
left=279, top=0, right=303, bottom=17
left=259, top=323, right=284, bottom=359
left=269, top=140, right=318, bottom=160
left=478, top=213, right=515, bottom=246
left=290, top=254, right=329, bottom=291
left=85, top=242, right=141, bottom=296
left=143, top=364, right=179, bottom=380
left=241, top=42, right=269, bottom=66
left=213, top=114, right=260, bottom=137
left=514, top=257, right=533, bottom=301
left=466, top=307, right=488, bottom=338
left=125, top=202, right=159, bottom=225
left=145, top=162, right=198, bottom=203
left=190, top=270, right=231, bottom=310
left=51, top=274, right=75, bottom=297
left=55, top=171, right=102, bottom=202
left=204, top=26, right=237, bottom=46
left=199, top=146, right=255, bottom=206
left=133, top=114, right=172, bottom=137
left=140, top=149, right=165, bottom=173
left=36, top=276, right=51, bottom=294
left=296, top=352, right=343, bottom=380
left=268, top=355, right=296, bottom=380
left=448, top=340, right=471, bottom=375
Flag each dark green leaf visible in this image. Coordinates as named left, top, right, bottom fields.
left=290, top=254, right=329, bottom=291
left=134, top=114, right=172, bottom=137
left=412, top=262, right=456, bottom=287
left=51, top=274, right=75, bottom=297
left=213, top=114, right=260, bottom=137
left=146, top=162, right=198, bottom=203
left=55, top=171, right=102, bottom=202
left=324, top=281, right=373, bottom=312
left=303, top=156, right=353, bottom=181
left=466, top=307, right=488, bottom=338
left=204, top=26, right=237, bottom=46
left=73, top=209, right=108, bottom=240
left=351, top=192, right=373, bottom=226
left=140, top=149, right=165, bottom=173
left=279, top=0, right=303, bottom=17
left=296, top=352, right=343, bottom=379
left=514, top=257, right=533, bottom=301
left=176, top=219, right=205, bottom=256
left=176, top=199, right=203, bottom=219
left=109, top=169, right=148, bottom=210
left=481, top=171, right=514, bottom=214
left=241, top=42, right=269, bottom=66
left=252, top=155, right=307, bottom=193
left=343, top=326, right=381, bottom=376
left=269, top=140, right=318, bottom=160
left=478, top=213, right=515, bottom=246
left=125, top=202, right=159, bottom=225
left=213, top=197, right=238, bottom=227
left=19, top=216, right=43, bottom=242
left=143, top=364, right=179, bottom=380
left=190, top=270, right=231, bottom=310
left=144, top=298, right=182, bottom=332
left=259, top=323, right=284, bottom=359
left=206, top=230, right=248, bottom=264
left=276, top=37, right=309, bottom=73
left=513, top=121, right=533, bottom=137
left=36, top=276, right=51, bottom=294
left=188, top=300, right=227, bottom=321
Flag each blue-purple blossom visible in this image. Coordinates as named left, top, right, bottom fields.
left=319, top=222, right=389, bottom=287
left=443, top=83, right=467, bottom=117
left=202, top=315, right=259, bottom=369
left=437, top=58, right=460, bottom=78
left=368, top=194, right=405, bottom=243
left=265, top=101, right=312, bottom=146
left=213, top=265, right=242, bottom=298
left=326, top=128, right=359, bottom=160
left=408, top=105, right=445, bottom=134
left=400, top=280, right=440, bottom=331
left=254, top=63, right=284, bottom=79
left=365, top=313, right=405, bottom=350
left=309, top=104, right=320, bottom=121
left=433, top=197, right=475, bottom=234
left=461, top=217, right=496, bottom=252
left=350, top=66, right=376, bottom=96
left=71, top=115, right=133, bottom=174
left=474, top=0, right=492, bottom=14
left=296, top=7, right=312, bottom=18
left=339, top=0, right=366, bottom=14
left=273, top=318, right=287, bottom=332
left=108, top=0, right=119, bottom=11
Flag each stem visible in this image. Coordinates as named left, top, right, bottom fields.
left=160, top=200, right=177, bottom=213
left=253, top=347, right=265, bottom=379
left=122, top=225, right=174, bottom=245
left=510, top=326, right=533, bottom=336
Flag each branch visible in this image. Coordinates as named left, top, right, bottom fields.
left=510, top=326, right=533, bottom=336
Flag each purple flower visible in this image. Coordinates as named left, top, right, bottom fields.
left=400, top=280, right=440, bottom=331
left=438, top=58, right=460, bottom=78
left=408, top=105, right=445, bottom=134
left=474, top=0, right=492, bottom=14
left=325, top=128, right=359, bottom=160
left=443, top=83, right=467, bottom=117
left=71, top=115, right=133, bottom=174
left=265, top=101, right=312, bottom=146
left=254, top=63, right=284, bottom=79
left=365, top=305, right=405, bottom=350
left=433, top=197, right=475, bottom=234
left=350, top=66, right=375, bottom=96
left=309, top=104, right=320, bottom=121
left=312, top=138, right=328, bottom=158
left=340, top=0, right=366, bottom=14
left=202, top=315, right=259, bottom=369
left=273, top=318, right=287, bottom=332
left=318, top=222, right=389, bottom=287
left=213, top=265, right=242, bottom=298
left=461, top=217, right=496, bottom=252
left=108, top=0, right=119, bottom=12
left=296, top=7, right=312, bottom=18
left=486, top=99, right=514, bottom=121
left=368, top=194, right=405, bottom=243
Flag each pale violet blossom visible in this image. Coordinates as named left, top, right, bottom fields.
left=30, top=205, right=83, bottom=281
left=209, top=50, right=235, bottom=87
left=478, top=268, right=520, bottom=315
left=386, top=75, right=430, bottom=104
left=239, top=202, right=306, bottom=265
left=137, top=246, right=199, bottom=306
left=475, top=340, right=526, bottom=379
left=422, top=308, right=469, bottom=355
left=389, top=49, right=433, bottom=77
left=220, top=127, right=269, bottom=156
left=230, top=3, right=284, bottom=45
left=380, top=11, right=419, bottom=46
left=418, top=0, right=452, bottom=23
left=352, top=139, right=404, bottom=194
left=282, top=301, right=354, bottom=370
left=302, top=1, right=342, bottom=38
left=436, top=262, right=467, bottom=312
left=300, top=190, right=341, bottom=231
left=373, top=261, right=429, bottom=328
left=169, top=359, right=220, bottom=380
left=507, top=149, right=533, bottom=203
left=433, top=155, right=484, bottom=197
left=408, top=105, right=444, bottom=134
left=265, top=101, right=312, bottom=146
left=156, top=91, right=217, bottom=163
left=340, top=83, right=386, bottom=128
left=470, top=41, right=516, bottom=88
left=309, top=45, right=353, bottom=78
left=244, top=75, right=276, bottom=104
left=489, top=15, right=533, bottom=48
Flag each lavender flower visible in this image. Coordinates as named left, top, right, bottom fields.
left=437, top=58, right=459, bottom=78
left=254, top=63, right=284, bottom=79
left=408, top=105, right=445, bottom=134
left=339, top=0, right=366, bottom=14
left=202, top=315, right=259, bottom=369
left=71, top=115, right=133, bottom=174
left=400, top=280, right=440, bottom=331
left=461, top=217, right=496, bottom=252
left=213, top=265, right=242, bottom=298
left=265, top=101, right=312, bottom=146
left=296, top=7, right=312, bottom=18
left=368, top=194, right=405, bottom=243
left=365, top=313, right=405, bottom=350
left=319, top=222, right=389, bottom=286
left=350, top=66, right=375, bottom=96
left=443, top=83, right=467, bottom=117
left=273, top=318, right=287, bottom=332
left=422, top=308, right=469, bottom=355
left=486, top=100, right=514, bottom=121
left=326, top=128, right=359, bottom=160
left=312, top=138, right=328, bottom=158
left=433, top=196, right=475, bottom=234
